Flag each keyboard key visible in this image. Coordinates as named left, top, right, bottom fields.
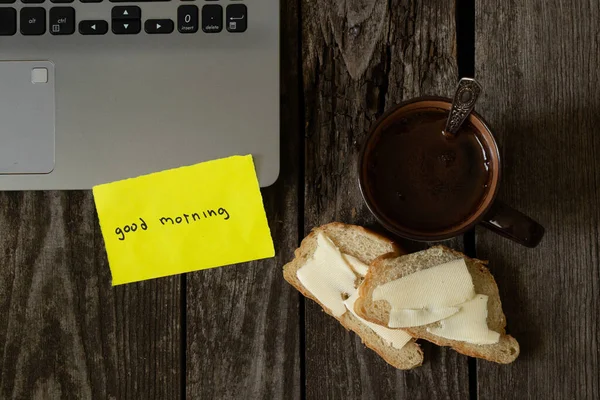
left=201, top=4, right=221, bottom=33
left=225, top=4, right=246, bottom=33
left=112, top=19, right=140, bottom=34
left=0, top=7, right=16, bottom=35
left=80, top=0, right=102, bottom=2
left=79, top=19, right=108, bottom=34
left=49, top=7, right=74, bottom=34
left=110, top=0, right=168, bottom=2
left=177, top=5, right=197, bottom=33
left=0, top=0, right=15, bottom=3
left=20, top=7, right=45, bottom=35
left=112, top=6, right=140, bottom=20
left=22, top=0, right=45, bottom=4
left=51, top=0, right=73, bottom=3
left=145, top=18, right=173, bottom=34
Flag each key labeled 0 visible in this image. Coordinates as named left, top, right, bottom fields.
left=115, top=218, right=148, bottom=240
left=178, top=5, right=199, bottom=33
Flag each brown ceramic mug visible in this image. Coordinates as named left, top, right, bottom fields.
left=358, top=97, right=544, bottom=247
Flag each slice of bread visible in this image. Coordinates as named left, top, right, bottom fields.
left=355, top=245, right=519, bottom=364
left=283, top=222, right=424, bottom=370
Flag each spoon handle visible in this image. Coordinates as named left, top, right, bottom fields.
left=444, top=78, right=483, bottom=137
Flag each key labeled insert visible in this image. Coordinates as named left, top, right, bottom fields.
left=178, top=5, right=198, bottom=33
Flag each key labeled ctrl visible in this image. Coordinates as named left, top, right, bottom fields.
left=49, top=7, right=75, bottom=35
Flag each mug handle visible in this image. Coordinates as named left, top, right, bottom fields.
left=480, top=201, right=545, bottom=248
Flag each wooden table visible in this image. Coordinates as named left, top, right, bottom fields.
left=1, top=0, right=599, bottom=399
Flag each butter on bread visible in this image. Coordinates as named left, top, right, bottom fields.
left=354, top=245, right=520, bottom=364
left=282, top=223, right=424, bottom=370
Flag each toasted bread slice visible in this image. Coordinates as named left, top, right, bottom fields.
left=355, top=245, right=519, bottom=364
left=283, top=223, right=424, bottom=370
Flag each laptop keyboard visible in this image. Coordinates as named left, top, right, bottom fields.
left=0, top=2, right=247, bottom=35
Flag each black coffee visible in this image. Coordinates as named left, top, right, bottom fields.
left=364, top=109, right=491, bottom=232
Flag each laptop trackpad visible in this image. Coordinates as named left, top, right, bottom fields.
left=0, top=61, right=55, bottom=174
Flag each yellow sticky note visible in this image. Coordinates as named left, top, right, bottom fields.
left=92, top=155, right=275, bottom=285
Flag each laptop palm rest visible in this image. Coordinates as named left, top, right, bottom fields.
left=0, top=61, right=55, bottom=174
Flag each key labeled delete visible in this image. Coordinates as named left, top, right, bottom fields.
left=93, top=155, right=275, bottom=285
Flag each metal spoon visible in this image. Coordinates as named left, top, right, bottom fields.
left=443, top=77, right=483, bottom=138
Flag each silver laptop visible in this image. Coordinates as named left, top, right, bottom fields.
left=0, top=1, right=279, bottom=190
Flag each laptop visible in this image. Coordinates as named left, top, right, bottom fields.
left=0, top=1, right=279, bottom=190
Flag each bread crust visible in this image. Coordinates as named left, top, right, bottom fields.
left=355, top=245, right=520, bottom=364
left=282, top=222, right=424, bottom=370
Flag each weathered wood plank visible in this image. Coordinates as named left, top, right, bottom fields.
left=476, top=1, right=600, bottom=399
left=184, top=0, right=302, bottom=398
left=0, top=191, right=181, bottom=399
left=302, top=0, right=469, bottom=398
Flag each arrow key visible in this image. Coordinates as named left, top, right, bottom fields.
left=112, top=6, right=141, bottom=20
left=145, top=18, right=173, bottom=34
left=112, top=19, right=140, bottom=34
left=79, top=20, right=108, bottom=35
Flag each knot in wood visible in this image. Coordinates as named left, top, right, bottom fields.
left=348, top=25, right=360, bottom=37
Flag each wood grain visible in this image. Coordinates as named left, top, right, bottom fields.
left=0, top=191, right=181, bottom=400
left=184, top=0, right=302, bottom=398
left=301, top=0, right=469, bottom=398
left=475, top=1, right=600, bottom=399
